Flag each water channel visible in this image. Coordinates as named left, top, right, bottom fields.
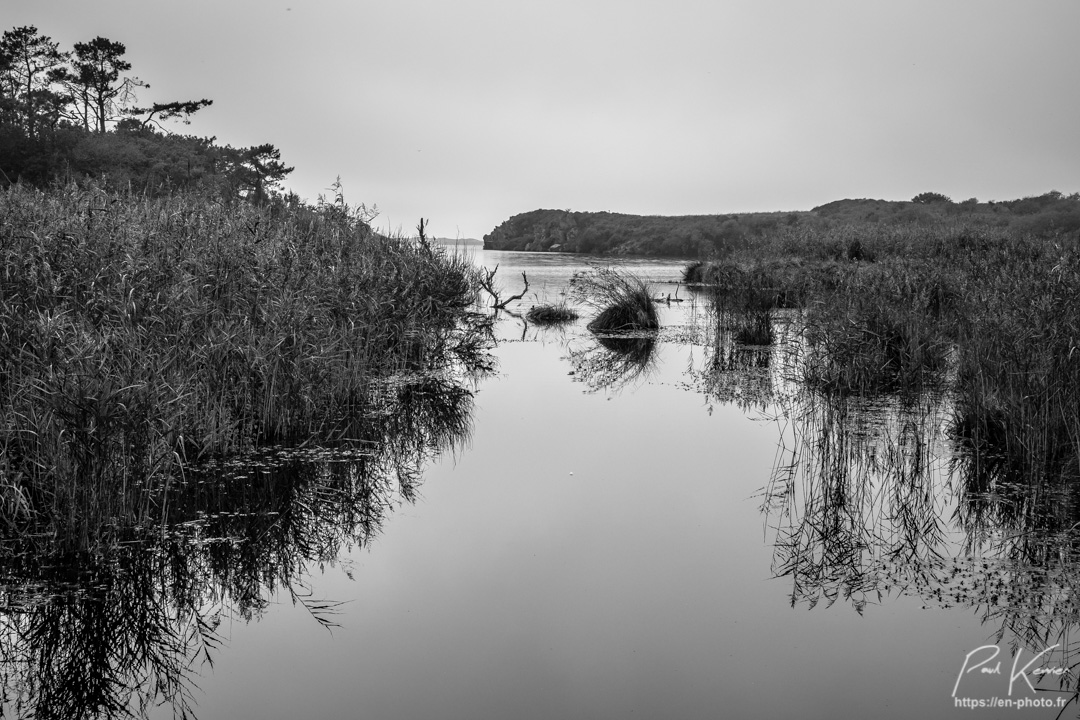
left=4, top=249, right=1076, bottom=719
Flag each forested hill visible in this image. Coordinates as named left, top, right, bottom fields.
left=482, top=209, right=777, bottom=257
left=483, top=193, right=1080, bottom=257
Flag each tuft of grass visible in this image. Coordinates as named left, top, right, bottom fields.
left=570, top=268, right=659, bottom=334
left=526, top=301, right=579, bottom=326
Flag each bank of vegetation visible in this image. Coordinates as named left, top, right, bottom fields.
left=0, top=25, right=491, bottom=550
left=686, top=218, right=1080, bottom=490
left=0, top=183, right=488, bottom=549
left=484, top=191, right=1080, bottom=257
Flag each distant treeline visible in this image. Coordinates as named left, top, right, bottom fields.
left=1, top=25, right=293, bottom=203
left=484, top=191, right=1080, bottom=257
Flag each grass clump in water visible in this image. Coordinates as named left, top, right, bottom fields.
left=526, top=301, right=579, bottom=326
left=695, top=262, right=786, bottom=347
left=570, top=268, right=659, bottom=334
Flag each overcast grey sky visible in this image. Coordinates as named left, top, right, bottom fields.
left=10, top=1, right=1080, bottom=238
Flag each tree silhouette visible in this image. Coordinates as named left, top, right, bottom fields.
left=64, top=36, right=146, bottom=132
left=0, top=26, right=67, bottom=138
left=911, top=191, right=953, bottom=204
left=126, top=98, right=213, bottom=131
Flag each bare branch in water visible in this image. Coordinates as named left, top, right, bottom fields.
left=479, top=265, right=529, bottom=311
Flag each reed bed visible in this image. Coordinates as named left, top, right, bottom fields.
left=0, top=183, right=488, bottom=548
left=692, top=261, right=795, bottom=348
left=800, top=260, right=954, bottom=396
left=947, top=241, right=1080, bottom=489
left=688, top=221, right=1080, bottom=488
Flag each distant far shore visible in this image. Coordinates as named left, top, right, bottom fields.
left=434, top=237, right=483, bottom=246
left=482, top=192, right=1080, bottom=257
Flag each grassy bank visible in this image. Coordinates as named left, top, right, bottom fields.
left=0, top=184, right=489, bottom=547
left=687, top=222, right=1080, bottom=486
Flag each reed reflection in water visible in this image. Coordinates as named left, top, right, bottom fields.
left=564, top=333, right=658, bottom=393
left=0, top=370, right=480, bottom=720
left=679, top=277, right=1080, bottom=703
left=763, top=389, right=952, bottom=611
left=759, top=374, right=1080, bottom=699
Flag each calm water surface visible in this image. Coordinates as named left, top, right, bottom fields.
left=122, top=250, right=1073, bottom=719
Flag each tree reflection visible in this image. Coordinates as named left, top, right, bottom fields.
left=0, top=369, right=481, bottom=719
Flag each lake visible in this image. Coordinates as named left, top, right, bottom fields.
left=4, top=249, right=1075, bottom=719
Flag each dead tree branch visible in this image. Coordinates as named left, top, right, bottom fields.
left=479, top=264, right=529, bottom=310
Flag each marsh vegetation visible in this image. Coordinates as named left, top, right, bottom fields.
left=688, top=222, right=1080, bottom=491
left=684, top=218, right=1080, bottom=700
left=0, top=175, right=495, bottom=718
left=29, top=18, right=1080, bottom=720
left=3, top=223, right=1080, bottom=716
left=0, top=183, right=491, bottom=552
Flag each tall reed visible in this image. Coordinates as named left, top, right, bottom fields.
left=688, top=221, right=1080, bottom=488
left=800, top=260, right=954, bottom=396
left=0, top=183, right=488, bottom=547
